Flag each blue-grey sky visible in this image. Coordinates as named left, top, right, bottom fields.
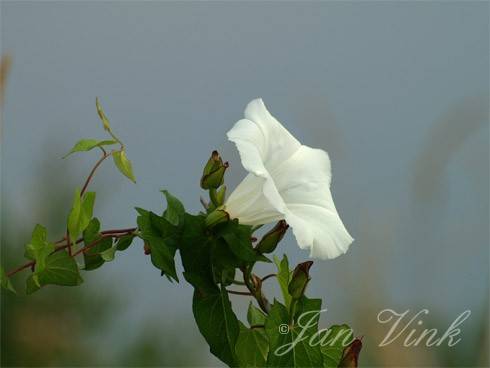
left=1, top=1, right=488, bottom=366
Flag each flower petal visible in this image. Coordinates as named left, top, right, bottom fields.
left=224, top=173, right=283, bottom=226
left=228, top=99, right=301, bottom=173
left=271, top=145, right=354, bottom=259
left=226, top=99, right=300, bottom=218
left=226, top=99, right=354, bottom=259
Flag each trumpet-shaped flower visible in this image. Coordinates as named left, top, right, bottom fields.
left=225, top=99, right=353, bottom=259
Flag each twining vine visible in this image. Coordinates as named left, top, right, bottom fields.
left=1, top=99, right=362, bottom=368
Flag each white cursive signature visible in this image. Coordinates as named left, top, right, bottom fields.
left=377, top=308, right=471, bottom=347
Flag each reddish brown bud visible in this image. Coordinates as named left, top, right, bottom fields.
left=339, top=337, right=363, bottom=367
left=288, top=261, right=313, bottom=299
left=256, top=220, right=289, bottom=254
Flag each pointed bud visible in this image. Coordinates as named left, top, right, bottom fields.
left=205, top=208, right=230, bottom=228
left=200, top=151, right=228, bottom=190
left=256, top=220, right=289, bottom=254
left=288, top=261, right=313, bottom=300
left=339, top=337, right=362, bottom=367
left=95, top=97, right=112, bottom=132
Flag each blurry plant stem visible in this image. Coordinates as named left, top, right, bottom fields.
left=65, top=148, right=112, bottom=256
left=226, top=289, right=252, bottom=296
left=8, top=148, right=127, bottom=275
left=6, top=228, right=137, bottom=277
left=80, top=148, right=111, bottom=196
left=261, top=273, right=276, bottom=282
left=240, top=265, right=271, bottom=314
left=6, top=229, right=137, bottom=277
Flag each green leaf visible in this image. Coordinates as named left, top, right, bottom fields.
left=80, top=192, right=96, bottom=232
left=26, top=275, right=41, bottom=294
left=0, top=266, right=16, bottom=294
left=320, top=325, right=353, bottom=368
left=219, top=220, right=263, bottom=263
left=192, top=285, right=239, bottom=366
left=264, top=301, right=293, bottom=367
left=67, top=188, right=82, bottom=242
left=82, top=220, right=114, bottom=270
left=100, top=246, right=116, bottom=261
left=265, top=298, right=323, bottom=367
left=83, top=218, right=101, bottom=244
left=180, top=214, right=215, bottom=290
left=210, top=238, right=241, bottom=285
left=274, top=254, right=292, bottom=309
left=235, top=322, right=269, bottom=367
left=148, top=236, right=177, bottom=280
left=113, top=150, right=136, bottom=183
left=24, top=224, right=55, bottom=273
left=96, top=97, right=112, bottom=131
left=248, top=301, right=267, bottom=326
left=67, top=190, right=96, bottom=243
left=137, top=209, right=178, bottom=281
left=83, top=237, right=112, bottom=271
left=150, top=212, right=181, bottom=249
left=115, top=234, right=135, bottom=251
left=161, top=189, right=185, bottom=226
left=26, top=250, right=83, bottom=294
left=63, top=139, right=117, bottom=158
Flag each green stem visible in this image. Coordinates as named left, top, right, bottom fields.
left=289, top=299, right=298, bottom=324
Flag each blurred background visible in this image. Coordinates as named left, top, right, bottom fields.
left=0, top=1, right=488, bottom=366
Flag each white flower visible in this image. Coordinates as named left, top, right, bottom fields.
left=225, top=99, right=354, bottom=260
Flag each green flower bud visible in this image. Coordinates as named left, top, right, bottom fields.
left=200, top=151, right=228, bottom=190
left=256, top=220, right=289, bottom=254
left=205, top=208, right=230, bottom=228
left=339, top=338, right=362, bottom=367
left=215, top=185, right=227, bottom=206
left=288, top=261, right=313, bottom=300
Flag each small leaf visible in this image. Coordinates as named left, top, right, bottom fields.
left=115, top=234, right=135, bottom=251
left=100, top=246, right=116, bottom=261
left=67, top=188, right=82, bottom=242
left=80, top=192, right=96, bottom=233
left=0, top=266, right=16, bottom=294
left=274, top=254, right=292, bottom=309
left=24, top=224, right=55, bottom=273
left=113, top=150, right=136, bottom=183
left=83, top=237, right=112, bottom=271
left=26, top=275, right=40, bottom=294
left=63, top=139, right=117, bottom=158
left=83, top=218, right=101, bottom=244
left=67, top=190, right=96, bottom=243
left=161, top=190, right=185, bottom=226
left=96, top=97, right=111, bottom=131
left=26, top=250, right=83, bottom=294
